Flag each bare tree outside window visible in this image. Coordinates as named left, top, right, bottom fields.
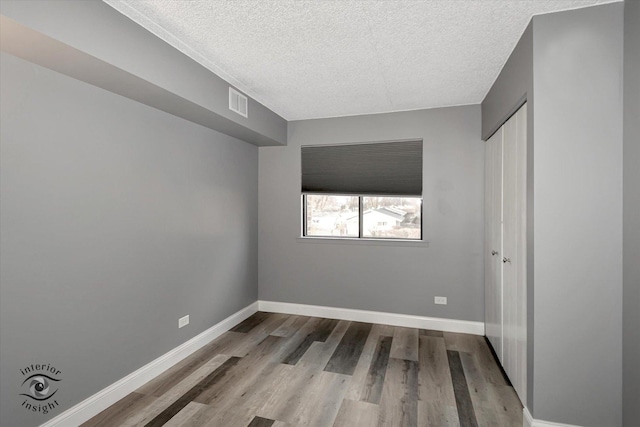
left=305, top=195, right=358, bottom=237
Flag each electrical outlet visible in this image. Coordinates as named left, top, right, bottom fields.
left=178, top=315, right=190, bottom=328
left=434, top=296, right=447, bottom=305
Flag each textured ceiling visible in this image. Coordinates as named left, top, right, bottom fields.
left=103, top=0, right=620, bottom=121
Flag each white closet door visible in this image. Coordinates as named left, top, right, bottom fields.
left=492, top=129, right=504, bottom=359
left=485, top=128, right=503, bottom=359
left=503, top=111, right=518, bottom=386
left=502, top=103, right=527, bottom=404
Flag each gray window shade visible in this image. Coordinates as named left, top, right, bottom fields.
left=301, top=140, right=423, bottom=196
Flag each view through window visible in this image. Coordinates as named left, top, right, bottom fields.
left=304, top=195, right=422, bottom=240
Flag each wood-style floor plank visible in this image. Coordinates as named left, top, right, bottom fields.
left=160, top=402, right=207, bottom=427
left=419, top=401, right=461, bottom=427
left=444, top=331, right=476, bottom=352
left=390, top=326, right=419, bottom=362
left=198, top=407, right=256, bottom=427
left=89, top=313, right=522, bottom=427
left=447, top=350, right=479, bottom=427
left=324, top=321, right=373, bottom=375
left=444, top=333, right=508, bottom=386
left=223, top=362, right=294, bottom=415
left=143, top=356, right=241, bottom=426
left=81, top=392, right=156, bottom=427
left=193, top=336, right=285, bottom=405
left=418, top=336, right=457, bottom=405
left=254, top=364, right=319, bottom=423
left=231, top=311, right=272, bottom=333
left=255, top=363, right=349, bottom=426
left=459, top=350, right=522, bottom=427
left=230, top=313, right=289, bottom=357
left=247, top=416, right=276, bottom=427
left=458, top=350, right=492, bottom=407
left=115, top=354, right=233, bottom=426
left=343, top=324, right=394, bottom=402
left=156, top=402, right=211, bottom=427
left=418, top=336, right=459, bottom=426
left=290, top=371, right=350, bottom=427
left=271, top=315, right=311, bottom=338
left=332, top=399, right=379, bottom=427
left=167, top=404, right=248, bottom=427
left=282, top=318, right=339, bottom=365
left=361, top=335, right=392, bottom=404
left=420, top=328, right=445, bottom=337
left=377, top=358, right=419, bottom=427
left=489, top=384, right=524, bottom=426
left=297, top=320, right=350, bottom=369
left=135, top=332, right=240, bottom=397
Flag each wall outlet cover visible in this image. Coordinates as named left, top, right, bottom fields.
left=178, top=315, right=190, bottom=328
left=434, top=296, right=447, bottom=305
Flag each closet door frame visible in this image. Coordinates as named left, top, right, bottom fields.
left=514, top=103, right=527, bottom=404
left=484, top=102, right=527, bottom=406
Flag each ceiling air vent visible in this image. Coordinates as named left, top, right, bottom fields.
left=229, top=87, right=248, bottom=118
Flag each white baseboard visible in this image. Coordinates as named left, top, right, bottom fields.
left=524, top=407, right=535, bottom=427
left=258, top=300, right=485, bottom=335
left=523, top=407, right=582, bottom=427
left=40, top=302, right=258, bottom=427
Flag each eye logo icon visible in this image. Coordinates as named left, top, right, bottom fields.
left=19, top=364, right=62, bottom=415
left=21, top=374, right=59, bottom=401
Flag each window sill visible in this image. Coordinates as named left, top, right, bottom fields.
left=296, top=237, right=429, bottom=248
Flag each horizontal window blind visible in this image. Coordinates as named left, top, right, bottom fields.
left=301, top=140, right=423, bottom=196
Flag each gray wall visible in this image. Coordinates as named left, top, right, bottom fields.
left=532, top=3, right=624, bottom=425
left=481, top=22, right=533, bottom=141
left=482, top=3, right=625, bottom=424
left=623, top=0, right=640, bottom=425
left=258, top=106, right=485, bottom=322
left=0, top=53, right=258, bottom=427
left=480, top=22, right=535, bottom=411
left=0, top=0, right=287, bottom=146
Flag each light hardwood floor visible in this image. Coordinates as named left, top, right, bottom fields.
left=82, top=312, right=522, bottom=426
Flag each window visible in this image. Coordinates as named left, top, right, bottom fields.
left=303, top=194, right=422, bottom=240
left=301, top=140, right=423, bottom=241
